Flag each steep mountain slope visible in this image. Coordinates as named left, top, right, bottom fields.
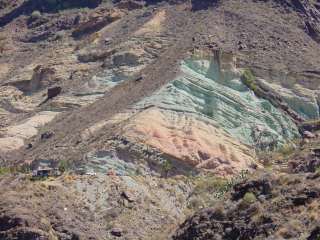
left=1, top=0, right=320, bottom=239
left=173, top=138, right=320, bottom=240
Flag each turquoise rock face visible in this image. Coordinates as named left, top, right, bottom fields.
left=257, top=78, right=319, bottom=120
left=282, top=94, right=319, bottom=120
left=137, top=56, right=300, bottom=150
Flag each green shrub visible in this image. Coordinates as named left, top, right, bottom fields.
left=161, top=160, right=173, bottom=177
left=58, top=160, right=71, bottom=173
left=0, top=34, right=6, bottom=54
left=31, top=10, right=41, bottom=19
left=277, top=143, right=295, bottom=156
left=194, top=176, right=227, bottom=194
left=193, top=170, right=249, bottom=199
left=187, top=198, right=203, bottom=210
left=0, top=167, right=10, bottom=175
left=243, top=192, right=257, bottom=204
left=18, top=164, right=31, bottom=174
left=241, top=69, right=257, bottom=91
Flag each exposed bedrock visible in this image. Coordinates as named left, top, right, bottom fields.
left=262, top=0, right=320, bottom=43
left=85, top=51, right=305, bottom=175
left=122, top=107, right=256, bottom=176
left=135, top=52, right=299, bottom=149
left=72, top=9, right=123, bottom=39
left=3, top=65, right=57, bottom=93
left=0, top=111, right=58, bottom=152
left=255, top=70, right=320, bottom=120
left=79, top=50, right=320, bottom=177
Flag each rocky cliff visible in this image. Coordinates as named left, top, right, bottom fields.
left=1, top=0, right=320, bottom=239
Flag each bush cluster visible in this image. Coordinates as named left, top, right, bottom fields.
left=241, top=69, right=257, bottom=92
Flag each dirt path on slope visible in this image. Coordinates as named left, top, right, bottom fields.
left=9, top=6, right=208, bottom=164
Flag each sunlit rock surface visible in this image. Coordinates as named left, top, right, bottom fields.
left=0, top=111, right=58, bottom=152
left=102, top=52, right=297, bottom=175
left=136, top=53, right=299, bottom=148
left=84, top=150, right=138, bottom=176
left=257, top=77, right=320, bottom=120
left=123, top=107, right=255, bottom=176
left=76, top=52, right=301, bottom=175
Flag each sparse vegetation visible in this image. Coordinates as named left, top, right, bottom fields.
left=241, top=69, right=257, bottom=92
left=190, top=170, right=249, bottom=202
left=0, top=34, right=6, bottom=54
left=18, top=163, right=31, bottom=174
left=193, top=175, right=228, bottom=195
left=188, top=198, right=204, bottom=210
left=258, top=141, right=298, bottom=168
left=2, top=0, right=320, bottom=239
left=58, top=160, right=71, bottom=173
left=277, top=143, right=296, bottom=156
left=31, top=10, right=41, bottom=19
left=242, top=192, right=257, bottom=204
left=0, top=167, right=10, bottom=175
left=0, top=164, right=31, bottom=176
left=161, top=160, right=173, bottom=177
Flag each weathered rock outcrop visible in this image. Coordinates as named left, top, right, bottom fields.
left=123, top=107, right=256, bottom=176
left=1, top=0, right=320, bottom=239
left=0, top=111, right=58, bottom=152
left=72, top=9, right=123, bottom=39
left=134, top=52, right=299, bottom=150
left=283, top=0, right=320, bottom=42
left=173, top=169, right=320, bottom=240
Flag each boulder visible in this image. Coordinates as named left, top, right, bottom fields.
left=121, top=190, right=136, bottom=202
left=40, top=131, right=54, bottom=140
left=303, top=131, right=316, bottom=139
left=110, top=228, right=123, bottom=237
left=72, top=10, right=123, bottom=39
left=112, top=51, right=141, bottom=67
left=47, top=86, right=61, bottom=99
left=29, top=65, right=56, bottom=92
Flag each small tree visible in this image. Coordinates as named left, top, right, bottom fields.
left=19, top=163, right=31, bottom=174
left=31, top=10, right=41, bottom=19
left=241, top=69, right=257, bottom=91
left=0, top=167, right=10, bottom=175
left=58, top=160, right=70, bottom=173
left=0, top=34, right=6, bottom=55
left=161, top=160, right=173, bottom=178
left=243, top=192, right=257, bottom=204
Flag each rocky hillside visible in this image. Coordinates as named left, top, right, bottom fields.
left=173, top=137, right=320, bottom=240
left=1, top=0, right=320, bottom=239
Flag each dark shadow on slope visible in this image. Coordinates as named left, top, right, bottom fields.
left=0, top=0, right=102, bottom=27
left=266, top=0, right=320, bottom=43
left=112, top=0, right=220, bottom=10
left=191, top=0, right=219, bottom=11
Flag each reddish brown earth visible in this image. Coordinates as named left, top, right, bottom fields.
left=1, top=0, right=320, bottom=239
